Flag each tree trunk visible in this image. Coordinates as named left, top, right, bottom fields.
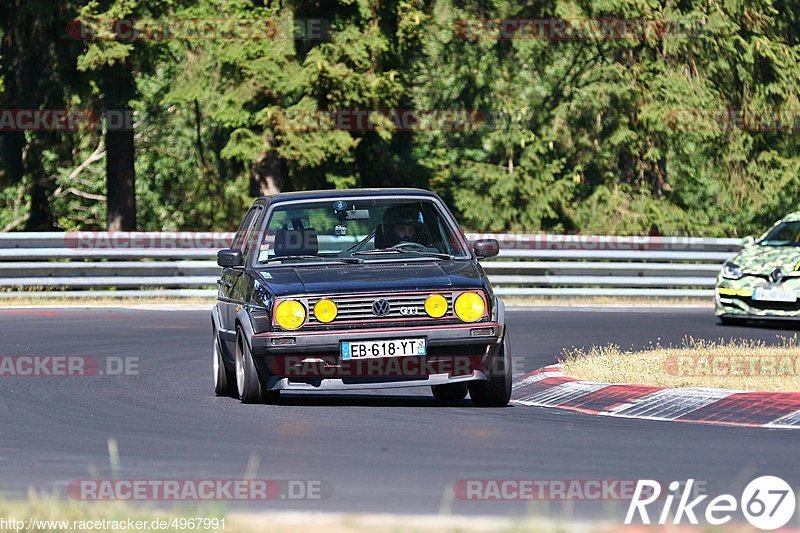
left=0, top=132, right=24, bottom=186
left=103, top=60, right=136, bottom=231
left=250, top=150, right=285, bottom=197
left=23, top=140, right=55, bottom=230
left=106, top=126, right=136, bottom=230
left=25, top=178, right=54, bottom=230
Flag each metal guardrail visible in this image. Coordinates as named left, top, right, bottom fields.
left=0, top=232, right=741, bottom=299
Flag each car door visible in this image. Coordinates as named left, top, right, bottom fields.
left=218, top=205, right=262, bottom=341
left=231, top=204, right=266, bottom=306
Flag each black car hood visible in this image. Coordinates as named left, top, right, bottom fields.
left=257, top=260, right=485, bottom=297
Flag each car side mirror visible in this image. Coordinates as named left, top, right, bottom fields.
left=217, top=249, right=243, bottom=268
left=473, top=239, right=499, bottom=259
left=741, top=235, right=755, bottom=248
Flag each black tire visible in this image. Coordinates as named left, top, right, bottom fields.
left=432, top=382, right=468, bottom=402
left=213, top=329, right=236, bottom=397
left=719, top=316, right=747, bottom=326
left=235, top=328, right=280, bottom=404
left=469, top=332, right=512, bottom=407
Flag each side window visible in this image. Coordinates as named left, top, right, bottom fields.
left=241, top=206, right=264, bottom=259
left=433, top=216, right=455, bottom=254
left=231, top=207, right=258, bottom=251
left=420, top=202, right=447, bottom=253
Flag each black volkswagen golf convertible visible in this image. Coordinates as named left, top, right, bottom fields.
left=211, top=188, right=511, bottom=406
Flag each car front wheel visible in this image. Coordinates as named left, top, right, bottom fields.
left=235, top=328, right=280, bottom=404
left=469, top=332, right=512, bottom=407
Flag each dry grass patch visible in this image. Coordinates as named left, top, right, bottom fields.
left=561, top=337, right=800, bottom=392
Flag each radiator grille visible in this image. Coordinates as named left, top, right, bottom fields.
left=271, top=291, right=487, bottom=328
left=307, top=293, right=455, bottom=324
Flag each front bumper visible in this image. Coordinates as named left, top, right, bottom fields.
left=715, top=284, right=800, bottom=319
left=265, top=370, right=489, bottom=391
left=251, top=321, right=504, bottom=390
left=251, top=322, right=503, bottom=353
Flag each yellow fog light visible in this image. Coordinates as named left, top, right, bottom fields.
left=275, top=300, right=306, bottom=330
left=454, top=292, right=485, bottom=322
left=425, top=294, right=448, bottom=318
left=313, top=299, right=338, bottom=323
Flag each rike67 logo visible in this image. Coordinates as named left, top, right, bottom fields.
left=626, top=476, right=796, bottom=530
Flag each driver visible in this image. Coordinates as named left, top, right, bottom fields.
left=382, top=205, right=425, bottom=248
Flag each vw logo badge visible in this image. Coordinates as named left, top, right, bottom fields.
left=770, top=268, right=784, bottom=284
left=372, top=299, right=391, bottom=316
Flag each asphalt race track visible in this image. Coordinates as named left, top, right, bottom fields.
left=1, top=306, right=799, bottom=521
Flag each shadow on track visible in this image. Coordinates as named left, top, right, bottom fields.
left=718, top=319, right=800, bottom=332
left=225, top=393, right=513, bottom=408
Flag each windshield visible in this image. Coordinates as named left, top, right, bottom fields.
left=257, top=197, right=470, bottom=264
left=759, top=221, right=800, bottom=246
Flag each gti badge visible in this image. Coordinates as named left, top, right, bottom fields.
left=372, top=299, right=391, bottom=316
left=770, top=268, right=784, bottom=284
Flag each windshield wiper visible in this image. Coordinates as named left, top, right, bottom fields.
left=352, top=248, right=457, bottom=260
left=352, top=248, right=401, bottom=255
left=342, top=230, right=376, bottom=254
left=262, top=255, right=363, bottom=264
left=401, top=250, right=457, bottom=260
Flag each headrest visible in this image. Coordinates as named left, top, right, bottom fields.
left=274, top=228, right=318, bottom=256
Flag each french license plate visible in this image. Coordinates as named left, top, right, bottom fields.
left=752, top=288, right=797, bottom=302
left=341, top=338, right=426, bottom=360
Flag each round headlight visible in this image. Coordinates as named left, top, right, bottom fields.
left=313, top=299, right=338, bottom=323
left=275, top=300, right=306, bottom=330
left=425, top=294, right=448, bottom=318
left=454, top=292, right=485, bottom=322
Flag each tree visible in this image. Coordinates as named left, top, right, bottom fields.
left=75, top=0, right=164, bottom=230
left=0, top=0, right=85, bottom=230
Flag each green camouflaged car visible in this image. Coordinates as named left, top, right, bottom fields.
left=717, top=212, right=800, bottom=324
